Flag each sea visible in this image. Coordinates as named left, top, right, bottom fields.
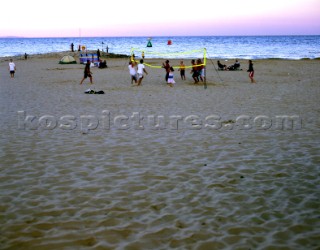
left=0, top=35, right=320, bottom=60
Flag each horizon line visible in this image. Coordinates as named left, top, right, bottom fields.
left=1, top=34, right=320, bottom=39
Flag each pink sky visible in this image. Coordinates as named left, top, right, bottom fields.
left=0, top=0, right=319, bottom=37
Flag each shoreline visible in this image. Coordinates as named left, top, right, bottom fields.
left=0, top=51, right=129, bottom=62
left=1, top=50, right=320, bottom=62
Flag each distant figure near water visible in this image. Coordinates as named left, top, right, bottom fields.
left=97, top=49, right=101, bottom=61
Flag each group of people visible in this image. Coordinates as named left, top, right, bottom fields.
left=98, top=59, right=107, bottom=68
left=127, top=59, right=185, bottom=87
left=191, top=59, right=205, bottom=84
left=161, top=59, right=205, bottom=86
left=6, top=57, right=255, bottom=86
left=128, top=59, right=148, bottom=86
left=80, top=57, right=256, bottom=86
left=217, top=59, right=241, bottom=71
left=218, top=59, right=256, bottom=83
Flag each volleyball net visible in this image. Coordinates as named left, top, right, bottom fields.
left=130, top=48, right=207, bottom=69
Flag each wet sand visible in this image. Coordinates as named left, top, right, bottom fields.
left=0, top=53, right=319, bottom=249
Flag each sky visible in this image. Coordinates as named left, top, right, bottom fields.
left=0, top=0, right=319, bottom=37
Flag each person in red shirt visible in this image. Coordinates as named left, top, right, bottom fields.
left=197, top=58, right=204, bottom=82
left=191, top=59, right=199, bottom=84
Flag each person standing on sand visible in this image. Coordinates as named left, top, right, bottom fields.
left=167, top=67, right=175, bottom=87
left=247, top=60, right=256, bottom=83
left=8, top=59, right=16, bottom=78
left=137, top=59, right=148, bottom=86
left=178, top=60, right=186, bottom=80
left=197, top=58, right=204, bottom=82
left=97, top=49, right=101, bottom=61
left=80, top=60, right=93, bottom=85
left=191, top=59, right=199, bottom=84
left=162, top=60, right=170, bottom=82
left=128, top=61, right=137, bottom=84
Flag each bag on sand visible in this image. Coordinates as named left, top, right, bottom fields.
left=84, top=89, right=104, bottom=94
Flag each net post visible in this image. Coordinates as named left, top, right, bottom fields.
left=204, top=48, right=207, bottom=89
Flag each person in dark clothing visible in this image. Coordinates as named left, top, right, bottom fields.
left=98, top=60, right=107, bottom=68
left=217, top=60, right=227, bottom=70
left=227, top=60, right=241, bottom=70
left=97, top=49, right=101, bottom=61
left=191, top=59, right=200, bottom=84
left=80, top=60, right=93, bottom=85
left=247, top=60, right=256, bottom=83
left=162, top=60, right=171, bottom=82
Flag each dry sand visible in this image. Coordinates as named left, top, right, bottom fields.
left=0, top=53, right=319, bottom=250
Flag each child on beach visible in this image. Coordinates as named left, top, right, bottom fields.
left=8, top=59, right=16, bottom=78
left=80, top=60, right=93, bottom=85
left=167, top=67, right=175, bottom=87
left=178, top=61, right=186, bottom=80
left=247, top=60, right=256, bottom=83
left=128, top=61, right=137, bottom=84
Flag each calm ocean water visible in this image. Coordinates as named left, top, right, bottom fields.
left=0, top=36, right=319, bottom=59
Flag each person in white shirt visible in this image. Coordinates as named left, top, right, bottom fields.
left=128, top=61, right=137, bottom=84
left=8, top=59, right=16, bottom=78
left=137, top=59, right=148, bottom=86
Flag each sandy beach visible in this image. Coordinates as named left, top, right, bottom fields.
left=0, top=52, right=319, bottom=250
